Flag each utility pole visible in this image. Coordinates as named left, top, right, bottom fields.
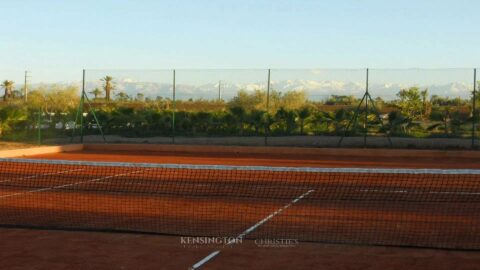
left=24, top=70, right=31, bottom=102
left=218, top=80, right=222, bottom=100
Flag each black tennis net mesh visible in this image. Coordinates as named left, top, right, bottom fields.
left=0, top=158, right=479, bottom=250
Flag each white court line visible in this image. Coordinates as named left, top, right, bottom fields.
left=3, top=158, right=480, bottom=175
left=0, top=168, right=85, bottom=184
left=190, top=189, right=315, bottom=270
left=0, top=170, right=145, bottom=199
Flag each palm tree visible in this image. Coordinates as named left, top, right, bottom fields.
left=101, top=76, right=114, bottom=101
left=89, top=88, right=103, bottom=100
left=385, top=111, right=421, bottom=136
left=229, top=106, right=246, bottom=135
left=192, top=112, right=211, bottom=135
left=1, top=80, right=14, bottom=101
left=420, top=89, right=431, bottom=119
left=318, top=109, right=349, bottom=135
left=297, top=106, right=311, bottom=135
left=246, top=110, right=265, bottom=135
left=275, top=107, right=297, bottom=135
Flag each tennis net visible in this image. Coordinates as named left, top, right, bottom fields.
left=0, top=158, right=479, bottom=250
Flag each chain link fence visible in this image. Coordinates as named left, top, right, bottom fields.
left=0, top=68, right=478, bottom=149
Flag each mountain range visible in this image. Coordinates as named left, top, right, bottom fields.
left=83, top=78, right=474, bottom=101
left=26, top=79, right=474, bottom=101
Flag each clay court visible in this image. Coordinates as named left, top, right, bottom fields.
left=1, top=144, right=480, bottom=269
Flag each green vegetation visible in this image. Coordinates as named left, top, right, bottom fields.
left=0, top=76, right=478, bottom=143
left=0, top=84, right=79, bottom=142
left=1, top=80, right=14, bottom=101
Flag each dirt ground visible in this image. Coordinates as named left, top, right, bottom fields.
left=0, top=141, right=37, bottom=150
left=29, top=148, right=480, bottom=169
left=1, top=228, right=479, bottom=270
left=2, top=146, right=480, bottom=269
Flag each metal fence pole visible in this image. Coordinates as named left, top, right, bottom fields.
left=172, top=69, right=176, bottom=144
left=37, top=111, right=42, bottom=145
left=218, top=80, right=222, bottom=100
left=265, top=69, right=271, bottom=146
left=80, top=69, right=86, bottom=143
left=364, top=68, right=369, bottom=148
left=473, top=68, right=477, bottom=149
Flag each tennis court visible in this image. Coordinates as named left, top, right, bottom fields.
left=1, top=144, right=480, bottom=269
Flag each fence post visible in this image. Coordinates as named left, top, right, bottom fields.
left=80, top=69, right=86, bottom=143
left=265, top=69, right=271, bottom=146
left=364, top=68, right=369, bottom=147
left=218, top=80, right=222, bottom=100
left=473, top=68, right=477, bottom=149
left=37, top=110, right=42, bottom=145
left=172, top=69, right=176, bottom=144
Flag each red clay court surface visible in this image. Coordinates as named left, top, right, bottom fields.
left=26, top=147, right=480, bottom=169
left=1, top=145, right=480, bottom=269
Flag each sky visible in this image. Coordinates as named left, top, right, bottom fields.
left=0, top=0, right=479, bottom=82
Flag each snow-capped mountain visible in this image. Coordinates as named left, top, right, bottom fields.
left=84, top=78, right=473, bottom=101
left=25, top=78, right=474, bottom=102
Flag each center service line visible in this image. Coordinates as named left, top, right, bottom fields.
left=190, top=189, right=315, bottom=270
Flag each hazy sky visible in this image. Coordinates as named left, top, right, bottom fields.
left=0, top=0, right=479, bottom=81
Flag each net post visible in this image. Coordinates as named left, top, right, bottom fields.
left=473, top=68, right=477, bottom=149
left=172, top=69, right=176, bottom=144
left=264, top=69, right=271, bottom=146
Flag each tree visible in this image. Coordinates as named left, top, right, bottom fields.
left=325, top=95, right=357, bottom=105
left=229, top=89, right=266, bottom=111
left=396, top=87, right=424, bottom=120
left=420, top=89, right=431, bottom=118
left=101, top=76, right=114, bottom=101
left=311, top=110, right=348, bottom=135
left=428, top=108, right=468, bottom=137
left=229, top=106, right=246, bottom=135
left=246, top=110, right=265, bottom=135
left=26, top=85, right=80, bottom=127
left=1, top=80, right=14, bottom=101
left=278, top=90, right=307, bottom=110
left=12, top=90, right=23, bottom=99
left=386, top=111, right=408, bottom=135
left=385, top=110, right=420, bottom=136
left=275, top=107, right=297, bottom=135
left=429, top=109, right=450, bottom=136
left=89, top=88, right=103, bottom=100
left=115, top=91, right=130, bottom=102
left=192, top=111, right=211, bottom=135
left=136, top=93, right=145, bottom=102
left=0, top=104, right=28, bottom=136
left=297, top=106, right=311, bottom=135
